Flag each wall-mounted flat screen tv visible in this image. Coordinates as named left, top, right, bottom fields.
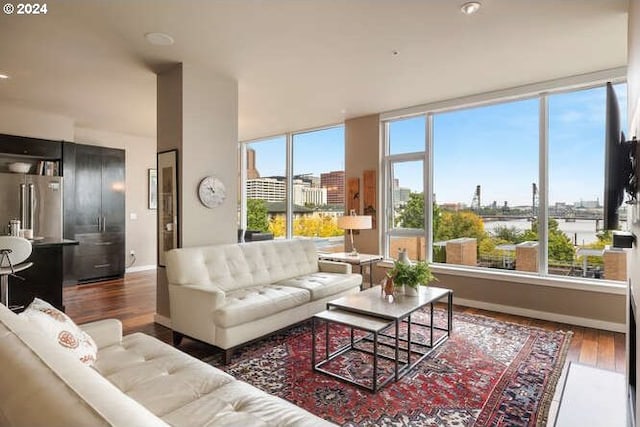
left=603, top=82, right=637, bottom=230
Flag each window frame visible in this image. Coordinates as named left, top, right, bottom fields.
left=239, top=124, right=345, bottom=242
left=380, top=71, right=627, bottom=286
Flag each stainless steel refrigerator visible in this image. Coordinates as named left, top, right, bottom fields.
left=0, top=173, right=63, bottom=239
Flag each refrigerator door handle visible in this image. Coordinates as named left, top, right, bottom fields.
left=103, top=216, right=106, bottom=232
left=19, top=184, right=26, bottom=227
left=97, top=216, right=101, bottom=232
left=27, top=184, right=34, bottom=231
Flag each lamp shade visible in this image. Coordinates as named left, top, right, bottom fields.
left=337, top=215, right=372, bottom=230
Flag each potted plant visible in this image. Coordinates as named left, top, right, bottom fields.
left=389, top=260, right=436, bottom=296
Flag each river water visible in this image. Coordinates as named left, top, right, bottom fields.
left=483, top=219, right=627, bottom=245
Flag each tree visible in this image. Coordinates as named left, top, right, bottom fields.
left=246, top=199, right=270, bottom=232
left=521, top=218, right=574, bottom=263
left=293, top=214, right=343, bottom=237
left=396, top=192, right=425, bottom=229
left=317, top=215, right=343, bottom=237
left=491, top=225, right=524, bottom=243
left=580, top=230, right=612, bottom=267
left=268, top=215, right=286, bottom=237
left=437, top=211, right=486, bottom=241
left=394, top=192, right=442, bottom=238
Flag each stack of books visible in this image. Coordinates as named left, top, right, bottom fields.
left=36, top=160, right=60, bottom=176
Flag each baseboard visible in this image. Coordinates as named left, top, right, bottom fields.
left=125, top=264, right=157, bottom=273
left=454, top=297, right=625, bottom=333
left=153, top=313, right=172, bottom=329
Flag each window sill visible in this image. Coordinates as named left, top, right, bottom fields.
left=377, top=260, right=626, bottom=295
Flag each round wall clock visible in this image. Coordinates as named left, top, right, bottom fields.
left=198, top=176, right=226, bottom=208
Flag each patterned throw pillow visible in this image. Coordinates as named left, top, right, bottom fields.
left=19, top=298, right=98, bottom=366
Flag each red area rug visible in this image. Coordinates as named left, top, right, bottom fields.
left=206, top=309, right=571, bottom=426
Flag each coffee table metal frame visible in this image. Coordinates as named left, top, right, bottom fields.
left=312, top=285, right=453, bottom=392
left=312, top=309, right=395, bottom=392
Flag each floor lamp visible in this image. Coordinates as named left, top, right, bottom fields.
left=337, top=210, right=372, bottom=256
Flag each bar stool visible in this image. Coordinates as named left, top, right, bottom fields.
left=0, top=236, right=33, bottom=310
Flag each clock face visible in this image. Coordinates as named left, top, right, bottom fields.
left=198, top=176, right=226, bottom=208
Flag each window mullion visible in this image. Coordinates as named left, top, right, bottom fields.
left=426, top=114, right=434, bottom=263
left=239, top=143, right=247, bottom=233
left=285, top=133, right=293, bottom=239
left=539, top=95, right=549, bottom=275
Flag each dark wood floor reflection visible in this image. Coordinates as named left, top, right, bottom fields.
left=63, top=270, right=625, bottom=373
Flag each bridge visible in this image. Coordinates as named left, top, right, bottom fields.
left=479, top=215, right=605, bottom=222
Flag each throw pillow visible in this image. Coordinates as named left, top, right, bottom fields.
left=19, top=298, right=97, bottom=366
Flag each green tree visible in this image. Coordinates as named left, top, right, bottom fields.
left=396, top=192, right=425, bottom=229
left=491, top=225, right=524, bottom=243
left=247, top=199, right=270, bottom=232
left=521, top=218, right=574, bottom=263
left=395, top=192, right=442, bottom=238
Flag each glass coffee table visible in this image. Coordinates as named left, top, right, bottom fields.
left=312, top=285, right=453, bottom=392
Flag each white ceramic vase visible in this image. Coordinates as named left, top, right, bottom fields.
left=397, top=248, right=412, bottom=265
left=404, top=285, right=419, bottom=297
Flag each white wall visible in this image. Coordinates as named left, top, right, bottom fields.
left=180, top=64, right=238, bottom=247
left=0, top=103, right=74, bottom=141
left=74, top=127, right=157, bottom=270
left=155, top=63, right=238, bottom=319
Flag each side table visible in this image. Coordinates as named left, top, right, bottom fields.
left=318, top=252, right=383, bottom=289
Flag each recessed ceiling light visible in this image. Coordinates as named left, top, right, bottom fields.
left=460, top=1, right=481, bottom=15
left=0, top=73, right=9, bottom=79
left=144, top=32, right=175, bottom=46
left=391, top=50, right=400, bottom=56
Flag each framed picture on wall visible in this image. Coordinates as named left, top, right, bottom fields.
left=157, top=150, right=179, bottom=267
left=148, top=168, right=157, bottom=210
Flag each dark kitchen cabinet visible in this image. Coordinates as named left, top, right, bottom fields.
left=9, top=240, right=79, bottom=312
left=63, top=143, right=125, bottom=283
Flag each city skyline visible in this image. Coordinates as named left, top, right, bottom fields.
left=245, top=83, right=628, bottom=207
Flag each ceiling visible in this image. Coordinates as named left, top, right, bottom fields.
left=0, top=0, right=629, bottom=141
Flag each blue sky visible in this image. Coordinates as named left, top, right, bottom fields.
left=248, top=83, right=627, bottom=207
left=248, top=126, right=345, bottom=177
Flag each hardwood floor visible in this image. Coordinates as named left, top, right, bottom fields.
left=63, top=270, right=626, bottom=373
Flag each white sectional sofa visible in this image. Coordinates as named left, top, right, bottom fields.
left=0, top=303, right=335, bottom=426
left=166, top=239, right=362, bottom=362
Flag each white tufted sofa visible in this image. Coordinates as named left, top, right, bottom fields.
left=166, top=239, right=362, bottom=362
left=0, top=303, right=335, bottom=426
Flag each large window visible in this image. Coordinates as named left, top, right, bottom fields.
left=434, top=99, right=539, bottom=271
left=548, top=84, right=628, bottom=278
left=292, top=126, right=345, bottom=252
left=241, top=126, right=345, bottom=250
left=385, top=117, right=426, bottom=261
left=382, top=81, right=628, bottom=282
left=244, top=136, right=286, bottom=239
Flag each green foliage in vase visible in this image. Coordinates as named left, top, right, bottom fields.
left=389, top=260, right=436, bottom=289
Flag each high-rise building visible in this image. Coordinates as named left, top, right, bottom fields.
left=246, top=178, right=285, bottom=201
left=293, top=184, right=327, bottom=206
left=238, top=148, right=261, bottom=199
left=320, top=170, right=344, bottom=205
left=294, top=174, right=320, bottom=188
left=246, top=148, right=260, bottom=179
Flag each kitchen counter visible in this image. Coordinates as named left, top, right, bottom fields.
left=30, top=238, right=78, bottom=248
left=8, top=239, right=78, bottom=312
